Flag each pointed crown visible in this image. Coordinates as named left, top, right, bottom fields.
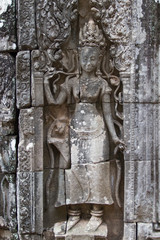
left=79, top=18, right=106, bottom=47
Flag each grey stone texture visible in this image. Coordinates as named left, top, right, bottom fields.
left=0, top=52, right=17, bottom=238
left=31, top=50, right=45, bottom=107
left=17, top=172, right=43, bottom=235
left=16, top=51, right=31, bottom=109
left=123, top=223, right=137, bottom=240
left=17, top=0, right=37, bottom=50
left=0, top=0, right=16, bottom=51
left=0, top=0, right=160, bottom=239
left=0, top=173, right=17, bottom=233
left=18, top=108, right=43, bottom=172
left=0, top=136, right=17, bottom=173
left=0, top=53, right=16, bottom=136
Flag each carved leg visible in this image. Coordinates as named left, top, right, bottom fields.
left=67, top=205, right=81, bottom=231
left=86, top=204, right=103, bottom=232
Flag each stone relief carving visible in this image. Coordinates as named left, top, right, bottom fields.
left=0, top=0, right=16, bottom=51
left=44, top=17, right=124, bottom=238
left=37, top=0, right=78, bottom=50
left=18, top=0, right=37, bottom=49
left=0, top=173, right=17, bottom=234
left=16, top=51, right=31, bottom=108
left=88, top=0, right=131, bottom=72
left=0, top=53, right=16, bottom=136
left=1, top=0, right=159, bottom=239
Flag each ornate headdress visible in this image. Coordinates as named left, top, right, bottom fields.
left=79, top=18, right=106, bottom=47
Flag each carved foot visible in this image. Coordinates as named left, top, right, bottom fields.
left=86, top=216, right=103, bottom=232
left=54, top=221, right=67, bottom=235
left=67, top=215, right=81, bottom=231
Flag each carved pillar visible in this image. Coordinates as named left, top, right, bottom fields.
left=17, top=108, right=43, bottom=240
left=0, top=53, right=17, bottom=240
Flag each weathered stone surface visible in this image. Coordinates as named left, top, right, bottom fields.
left=122, top=45, right=159, bottom=103
left=18, top=108, right=43, bottom=172
left=0, top=173, right=17, bottom=233
left=36, top=0, right=78, bottom=50
left=43, top=9, right=124, bottom=238
left=0, top=229, right=16, bottom=240
left=0, top=0, right=16, bottom=51
left=16, top=51, right=31, bottom=109
left=43, top=168, right=67, bottom=229
left=1, top=0, right=159, bottom=239
left=124, top=161, right=154, bottom=222
left=0, top=136, right=16, bottom=173
left=137, top=223, right=160, bottom=240
left=19, top=235, right=42, bottom=240
left=17, top=0, right=37, bottom=49
left=54, top=220, right=108, bottom=240
left=31, top=50, right=45, bottom=107
left=19, top=234, right=42, bottom=240
left=0, top=53, right=16, bottom=136
left=65, top=162, right=113, bottom=205
left=17, top=172, right=43, bottom=235
left=123, top=223, right=136, bottom=240
left=124, top=103, right=159, bottom=162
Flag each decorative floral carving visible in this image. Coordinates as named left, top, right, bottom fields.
left=18, top=0, right=37, bottom=48
left=90, top=0, right=131, bottom=43
left=16, top=51, right=31, bottom=108
left=18, top=173, right=31, bottom=234
left=110, top=43, right=132, bottom=72
left=37, top=0, right=78, bottom=50
left=89, top=0, right=132, bottom=72
left=18, top=145, right=31, bottom=172
left=0, top=53, right=15, bottom=123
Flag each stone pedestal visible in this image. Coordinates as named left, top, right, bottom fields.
left=54, top=220, right=108, bottom=240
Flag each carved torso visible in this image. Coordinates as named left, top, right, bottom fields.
left=63, top=76, right=111, bottom=103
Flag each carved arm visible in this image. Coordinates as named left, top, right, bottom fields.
left=44, top=72, right=67, bottom=105
left=102, top=94, right=120, bottom=145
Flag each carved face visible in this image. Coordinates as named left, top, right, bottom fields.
left=79, top=47, right=100, bottom=73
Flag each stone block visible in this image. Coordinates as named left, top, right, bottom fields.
left=18, top=108, right=43, bottom=172
left=123, top=223, right=136, bottom=240
left=137, top=223, right=157, bottom=240
left=17, top=172, right=43, bottom=235
left=0, top=173, right=17, bottom=233
left=124, top=161, right=154, bottom=222
left=0, top=230, right=15, bottom=240
left=0, top=136, right=16, bottom=173
left=31, top=50, right=45, bottom=107
left=54, top=220, right=108, bottom=240
left=0, top=53, right=16, bottom=136
left=17, top=0, right=37, bottom=49
left=16, top=51, right=31, bottom=109
left=43, top=169, right=67, bottom=228
left=19, top=234, right=42, bottom=240
left=65, top=162, right=113, bottom=205
left=36, top=0, right=78, bottom=50
left=123, top=103, right=159, bottom=162
left=0, top=0, right=16, bottom=51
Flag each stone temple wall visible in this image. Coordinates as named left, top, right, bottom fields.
left=0, top=0, right=160, bottom=239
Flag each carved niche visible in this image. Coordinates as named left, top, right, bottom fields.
left=27, top=0, right=132, bottom=239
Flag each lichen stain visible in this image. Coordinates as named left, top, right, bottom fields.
left=132, top=0, right=146, bottom=44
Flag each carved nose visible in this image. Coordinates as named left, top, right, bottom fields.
left=86, top=61, right=91, bottom=67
